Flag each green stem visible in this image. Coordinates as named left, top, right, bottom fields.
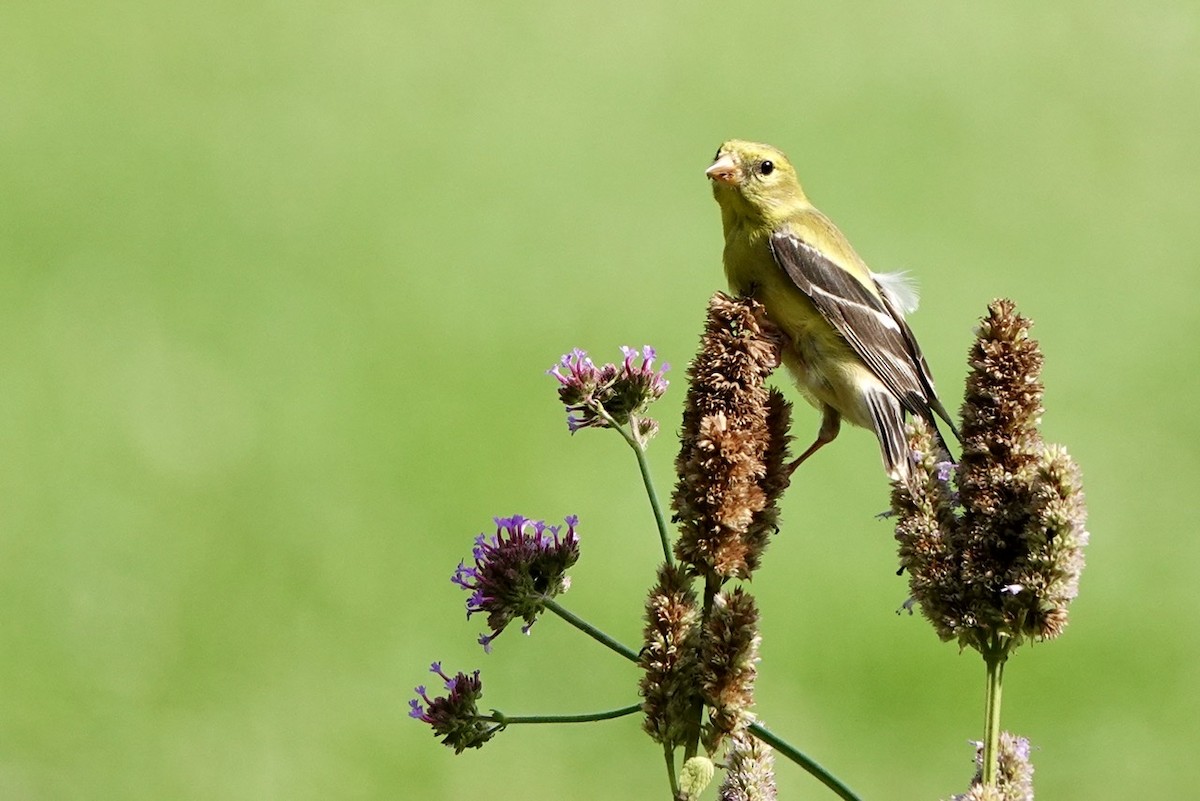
left=663, top=744, right=679, bottom=799
left=981, top=641, right=1008, bottom=787
left=631, top=425, right=675, bottom=568
left=749, top=722, right=864, bottom=801
left=486, top=703, right=641, bottom=726
left=595, top=407, right=674, bottom=567
left=543, top=598, right=639, bottom=663
left=683, top=575, right=720, bottom=762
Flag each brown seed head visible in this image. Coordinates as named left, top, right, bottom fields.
left=639, top=563, right=701, bottom=747
left=673, top=293, right=792, bottom=579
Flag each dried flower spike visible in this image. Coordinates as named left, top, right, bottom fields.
left=639, top=563, right=701, bottom=748
left=674, top=293, right=792, bottom=579
left=409, top=662, right=495, bottom=753
left=893, top=300, right=1088, bottom=652
left=891, top=418, right=960, bottom=639
left=701, top=588, right=761, bottom=751
left=452, top=515, right=580, bottom=652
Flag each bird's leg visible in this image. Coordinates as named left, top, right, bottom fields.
left=788, top=406, right=840, bottom=476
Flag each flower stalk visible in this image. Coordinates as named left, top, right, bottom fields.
left=486, top=704, right=642, bottom=727
left=748, top=723, right=861, bottom=801
left=543, top=597, right=640, bottom=663
left=594, top=403, right=674, bottom=567
left=981, top=642, right=1008, bottom=787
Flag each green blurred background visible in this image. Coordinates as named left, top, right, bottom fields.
left=3, top=2, right=1197, bottom=798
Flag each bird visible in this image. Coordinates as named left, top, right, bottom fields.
left=705, top=139, right=959, bottom=480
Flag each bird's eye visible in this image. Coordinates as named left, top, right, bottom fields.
left=713, top=148, right=722, bottom=161
left=759, top=160, right=775, bottom=176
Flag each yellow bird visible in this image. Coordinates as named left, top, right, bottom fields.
left=706, top=139, right=959, bottom=480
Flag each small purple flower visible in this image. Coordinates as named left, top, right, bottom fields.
left=962, top=732, right=1035, bottom=800
left=409, top=662, right=495, bottom=753
left=548, top=346, right=669, bottom=435
left=452, top=515, right=581, bottom=652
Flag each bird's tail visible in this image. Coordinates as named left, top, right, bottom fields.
left=926, top=397, right=962, bottom=462
left=865, top=390, right=911, bottom=481
left=869, top=391, right=961, bottom=481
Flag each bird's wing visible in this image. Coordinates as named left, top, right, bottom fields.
left=768, top=228, right=941, bottom=421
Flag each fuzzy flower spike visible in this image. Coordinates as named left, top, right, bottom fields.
left=719, top=729, right=778, bottom=801
left=892, top=299, right=1089, bottom=653
left=954, top=732, right=1034, bottom=801
left=673, top=293, right=792, bottom=580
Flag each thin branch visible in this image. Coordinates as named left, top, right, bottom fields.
left=543, top=597, right=639, bottom=663
left=594, top=406, right=674, bottom=567
left=749, top=721, right=864, bottom=801
left=487, top=704, right=641, bottom=726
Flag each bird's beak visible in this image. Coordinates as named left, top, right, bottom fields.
left=705, top=154, right=741, bottom=185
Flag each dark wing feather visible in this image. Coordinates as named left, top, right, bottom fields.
left=768, top=230, right=940, bottom=423
left=875, top=284, right=962, bottom=441
left=864, top=386, right=909, bottom=479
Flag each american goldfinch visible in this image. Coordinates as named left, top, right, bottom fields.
left=706, top=139, right=959, bottom=480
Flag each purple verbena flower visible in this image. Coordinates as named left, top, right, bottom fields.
left=452, top=515, right=580, bottom=652
left=409, top=662, right=495, bottom=753
left=548, top=346, right=669, bottom=436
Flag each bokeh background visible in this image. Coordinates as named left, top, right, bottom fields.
left=3, top=2, right=1198, bottom=799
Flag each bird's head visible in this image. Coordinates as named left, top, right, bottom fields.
left=706, top=140, right=808, bottom=224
